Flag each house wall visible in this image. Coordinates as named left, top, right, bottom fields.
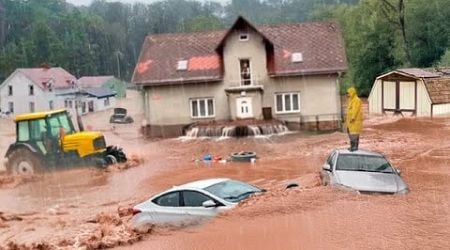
left=94, top=96, right=116, bottom=111
left=0, top=71, right=64, bottom=115
left=145, top=82, right=228, bottom=125
left=433, top=103, right=450, bottom=117
left=222, top=29, right=269, bottom=88
left=416, top=80, right=432, bottom=116
left=368, top=79, right=382, bottom=114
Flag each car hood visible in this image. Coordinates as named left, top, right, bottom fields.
left=335, top=171, right=407, bottom=193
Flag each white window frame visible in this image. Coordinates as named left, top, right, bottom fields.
left=274, top=92, right=300, bottom=114
left=29, top=84, right=34, bottom=96
left=8, top=101, right=14, bottom=113
left=190, top=97, right=215, bottom=118
left=239, top=58, right=252, bottom=86
left=8, top=85, right=12, bottom=96
left=29, top=102, right=35, bottom=112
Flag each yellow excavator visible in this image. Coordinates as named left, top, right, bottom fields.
left=4, top=109, right=126, bottom=175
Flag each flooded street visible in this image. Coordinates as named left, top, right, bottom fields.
left=1, top=100, right=450, bottom=249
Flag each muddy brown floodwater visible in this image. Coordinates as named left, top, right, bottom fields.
left=0, top=97, right=449, bottom=249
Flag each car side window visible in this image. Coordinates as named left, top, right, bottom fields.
left=153, top=191, right=180, bottom=207
left=182, top=191, right=211, bottom=207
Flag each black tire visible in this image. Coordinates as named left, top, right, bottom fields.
left=7, top=148, right=43, bottom=175
left=105, top=146, right=127, bottom=164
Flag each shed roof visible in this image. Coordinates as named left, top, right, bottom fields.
left=423, top=77, right=450, bottom=104
left=132, top=17, right=347, bottom=86
left=397, top=68, right=441, bottom=78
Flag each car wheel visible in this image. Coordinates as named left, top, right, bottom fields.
left=7, top=148, right=43, bottom=175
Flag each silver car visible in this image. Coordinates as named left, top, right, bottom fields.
left=130, top=178, right=264, bottom=230
left=320, top=149, right=409, bottom=194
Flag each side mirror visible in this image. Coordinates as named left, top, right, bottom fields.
left=322, top=164, right=332, bottom=172
left=202, top=200, right=218, bottom=208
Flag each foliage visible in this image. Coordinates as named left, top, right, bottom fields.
left=0, top=0, right=448, bottom=96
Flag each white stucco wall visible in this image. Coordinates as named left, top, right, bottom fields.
left=0, top=71, right=66, bottom=115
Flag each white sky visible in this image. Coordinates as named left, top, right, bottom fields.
left=66, top=0, right=229, bottom=6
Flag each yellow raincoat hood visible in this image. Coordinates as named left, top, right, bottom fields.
left=345, top=87, right=363, bottom=134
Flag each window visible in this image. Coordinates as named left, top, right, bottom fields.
left=182, top=191, right=211, bottom=207
left=190, top=98, right=215, bottom=118
left=153, top=192, right=180, bottom=207
left=30, top=119, right=47, bottom=141
left=17, top=121, right=30, bottom=141
left=49, top=100, right=54, bottom=110
left=8, top=86, right=12, bottom=96
left=29, top=102, right=35, bottom=112
left=239, top=33, right=249, bottom=41
left=29, top=85, right=34, bottom=96
left=240, top=59, right=251, bottom=85
left=8, top=102, right=14, bottom=113
left=291, top=52, right=303, bottom=63
left=104, top=98, right=110, bottom=107
left=177, top=60, right=188, bottom=70
left=275, top=93, right=300, bottom=113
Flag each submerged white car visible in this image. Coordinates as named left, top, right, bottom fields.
left=320, top=149, right=409, bottom=194
left=130, top=178, right=264, bottom=230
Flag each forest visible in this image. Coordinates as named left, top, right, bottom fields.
left=0, top=0, right=449, bottom=95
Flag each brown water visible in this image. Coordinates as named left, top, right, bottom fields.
left=0, top=104, right=449, bottom=249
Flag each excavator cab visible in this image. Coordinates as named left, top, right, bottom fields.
left=4, top=109, right=126, bottom=175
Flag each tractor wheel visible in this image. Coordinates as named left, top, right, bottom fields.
left=7, top=148, right=43, bottom=175
left=105, top=146, right=127, bottom=163
left=105, top=154, right=118, bottom=165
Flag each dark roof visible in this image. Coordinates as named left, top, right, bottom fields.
left=83, top=87, right=116, bottom=98
left=132, top=17, right=347, bottom=86
left=423, top=77, right=450, bottom=104
left=16, top=67, right=76, bottom=89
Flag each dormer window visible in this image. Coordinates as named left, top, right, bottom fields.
left=239, top=33, right=249, bottom=41
left=177, top=60, right=188, bottom=71
left=291, top=52, right=303, bottom=63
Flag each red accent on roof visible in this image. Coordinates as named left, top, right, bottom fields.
left=137, top=60, right=153, bottom=74
left=132, top=17, right=347, bottom=86
left=283, top=49, right=291, bottom=59
left=188, top=55, right=220, bottom=71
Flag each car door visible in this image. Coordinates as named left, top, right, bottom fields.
left=150, top=191, right=190, bottom=224
left=181, top=190, right=224, bottom=220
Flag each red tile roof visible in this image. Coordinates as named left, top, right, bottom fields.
left=132, top=17, right=347, bottom=86
left=78, top=76, right=115, bottom=87
left=18, top=67, right=76, bottom=89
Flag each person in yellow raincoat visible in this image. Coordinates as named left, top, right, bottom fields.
left=345, top=87, right=362, bottom=151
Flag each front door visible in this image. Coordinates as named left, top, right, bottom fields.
left=237, top=97, right=253, bottom=118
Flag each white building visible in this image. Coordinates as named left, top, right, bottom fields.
left=0, top=67, right=76, bottom=116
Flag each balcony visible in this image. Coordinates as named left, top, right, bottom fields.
left=225, top=77, right=264, bottom=93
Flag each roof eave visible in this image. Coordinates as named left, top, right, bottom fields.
left=269, top=68, right=347, bottom=77
left=135, top=76, right=223, bottom=87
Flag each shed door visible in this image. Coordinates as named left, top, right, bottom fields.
left=383, top=81, right=396, bottom=110
left=399, top=81, right=415, bottom=110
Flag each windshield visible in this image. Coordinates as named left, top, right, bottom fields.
left=204, top=180, right=262, bottom=203
left=47, top=112, right=75, bottom=136
left=336, top=154, right=394, bottom=173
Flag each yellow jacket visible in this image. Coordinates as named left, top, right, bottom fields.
left=345, top=87, right=363, bottom=134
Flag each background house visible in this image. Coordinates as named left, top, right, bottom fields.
left=78, top=76, right=126, bottom=98
left=0, top=67, right=76, bottom=116
left=132, top=17, right=347, bottom=137
left=369, top=68, right=450, bottom=117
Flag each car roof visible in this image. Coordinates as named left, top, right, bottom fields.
left=334, top=149, right=384, bottom=157
left=173, top=178, right=230, bottom=190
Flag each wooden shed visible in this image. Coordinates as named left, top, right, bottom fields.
left=368, top=68, right=450, bottom=117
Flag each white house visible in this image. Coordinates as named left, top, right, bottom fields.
left=0, top=67, right=76, bottom=116
left=61, top=87, right=116, bottom=115
left=369, top=68, right=450, bottom=117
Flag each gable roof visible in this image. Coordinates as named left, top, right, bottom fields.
left=132, top=17, right=347, bottom=86
left=78, top=76, right=116, bottom=88
left=16, top=67, right=76, bottom=89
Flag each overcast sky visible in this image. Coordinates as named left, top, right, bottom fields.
left=66, top=0, right=229, bottom=6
